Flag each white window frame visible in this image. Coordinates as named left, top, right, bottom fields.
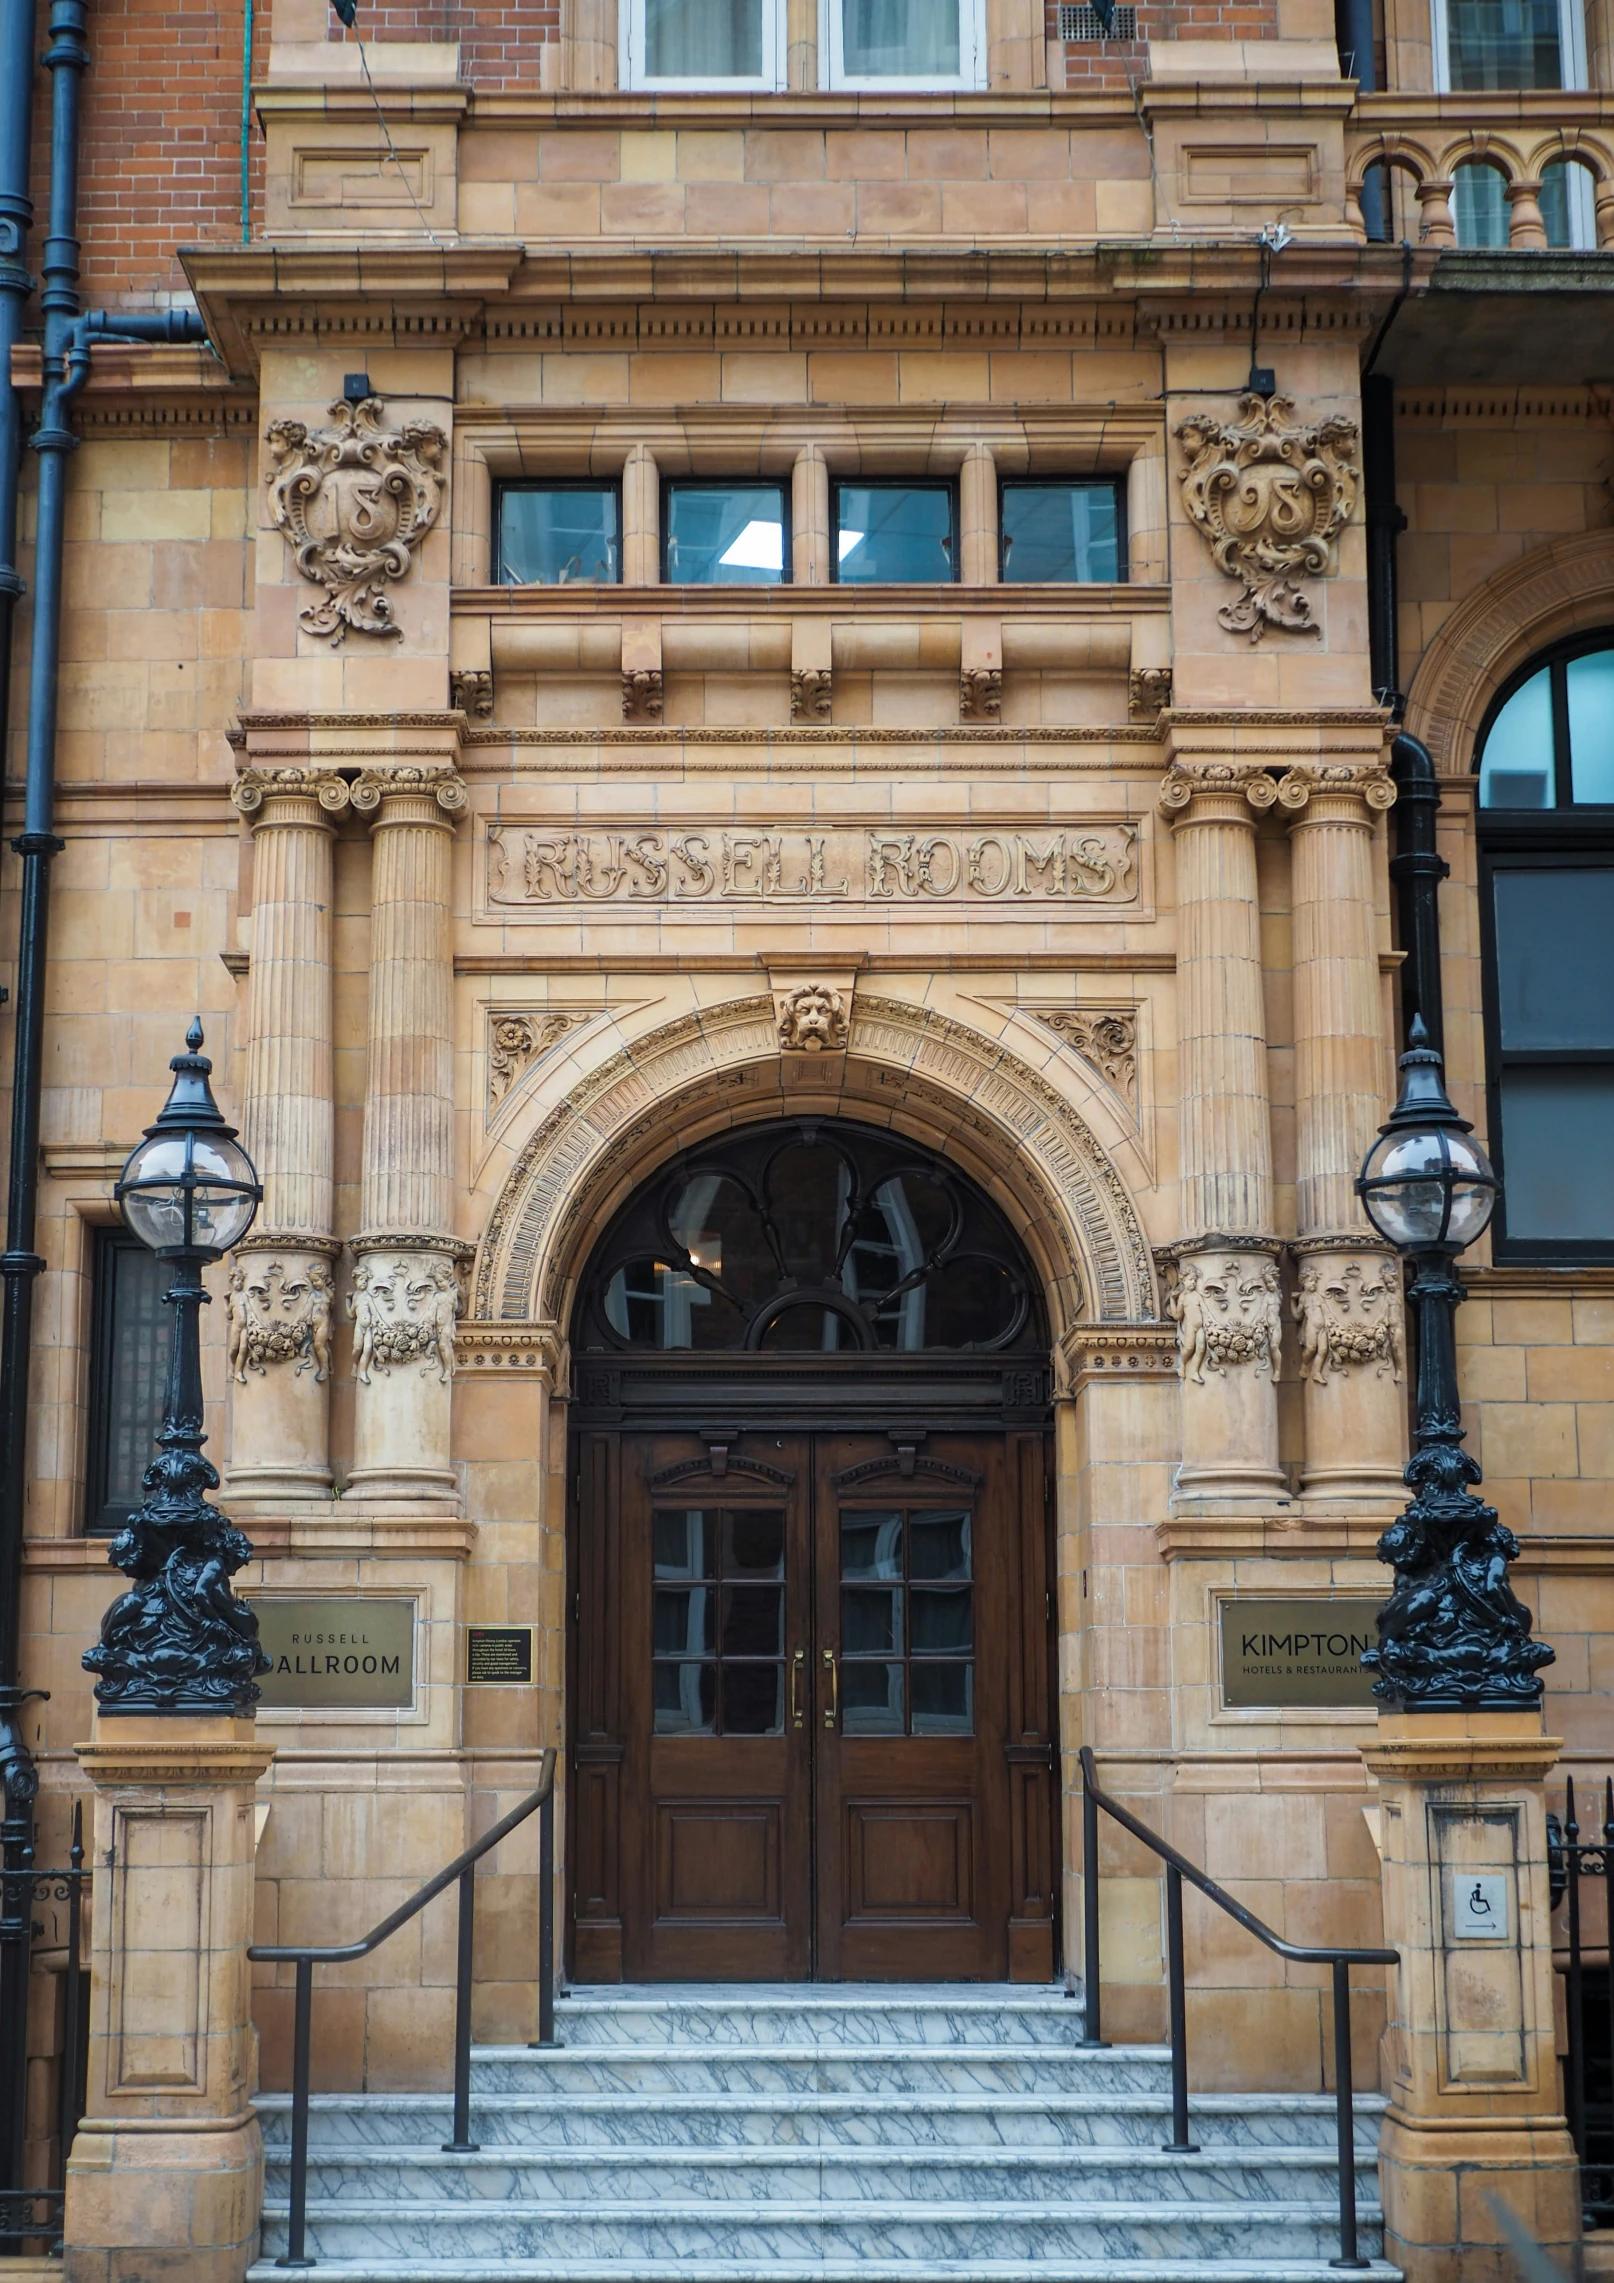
left=1430, top=0, right=1586, bottom=88
left=619, top=0, right=786, bottom=91
left=819, top=0, right=986, bottom=90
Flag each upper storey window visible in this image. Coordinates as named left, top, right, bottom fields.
left=1000, top=483, right=1124, bottom=584
left=623, top=0, right=784, bottom=89
left=498, top=486, right=620, bottom=585
left=835, top=484, right=955, bottom=583
left=825, top=0, right=982, bottom=86
left=1434, top=0, right=1584, bottom=88
left=666, top=483, right=789, bottom=585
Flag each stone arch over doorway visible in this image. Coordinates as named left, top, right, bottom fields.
left=469, top=990, right=1161, bottom=1342
left=1404, top=527, right=1614, bottom=776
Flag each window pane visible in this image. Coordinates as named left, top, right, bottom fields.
left=844, top=1586, right=903, bottom=1654
left=836, top=485, right=954, bottom=583
left=842, top=1513, right=903, bottom=1580
left=498, top=488, right=618, bottom=585
left=655, top=1586, right=714, bottom=1657
left=842, top=0, right=960, bottom=73
left=1541, top=160, right=1596, bottom=248
left=96, top=1238, right=170, bottom=1526
left=1494, top=870, right=1614, bottom=1049
left=1453, top=162, right=1509, bottom=245
left=721, top=1662, right=784, bottom=1735
left=646, top=0, right=762, bottom=75
left=1447, top=0, right=1562, bottom=85
left=1479, top=667, right=1555, bottom=808
left=665, top=485, right=785, bottom=585
left=722, top=1585, right=784, bottom=1657
left=1000, top=484, right=1121, bottom=583
left=655, top=1510, right=714, bottom=1580
left=723, top=1509, right=784, bottom=1578
left=842, top=1661, right=904, bottom=1734
left=654, top=1662, right=716, bottom=1735
left=909, top=1511, right=970, bottom=1581
left=911, top=1661, right=973, bottom=1736
left=1499, top=1068, right=1614, bottom=1241
left=1568, top=651, right=1614, bottom=803
left=911, top=1587, right=973, bottom=1653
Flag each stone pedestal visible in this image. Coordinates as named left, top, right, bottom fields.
left=63, top=1717, right=275, bottom=2283
left=1361, top=1712, right=1582, bottom=2283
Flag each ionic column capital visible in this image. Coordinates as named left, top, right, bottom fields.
left=231, top=764, right=352, bottom=827
left=351, top=763, right=467, bottom=828
left=1158, top=758, right=1279, bottom=824
left=1276, top=758, right=1397, bottom=822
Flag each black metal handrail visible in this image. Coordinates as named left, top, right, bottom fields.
left=0, top=1800, right=90, bottom=2256
left=248, top=1748, right=557, bottom=2271
left=1079, top=1745, right=1397, bottom=2271
left=1546, top=1772, right=1614, bottom=2226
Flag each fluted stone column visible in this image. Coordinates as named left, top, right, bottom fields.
left=1160, top=753, right=1285, bottom=1506
left=224, top=765, right=345, bottom=1512
left=344, top=763, right=470, bottom=1510
left=1282, top=754, right=1409, bottom=1503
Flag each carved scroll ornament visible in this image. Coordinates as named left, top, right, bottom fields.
left=1292, top=1258, right=1404, bottom=1386
left=1033, top=1009, right=1137, bottom=1103
left=265, top=396, right=446, bottom=644
left=349, top=1250, right=463, bottom=1385
left=1175, top=394, right=1360, bottom=643
left=489, top=1012, right=584, bottom=1107
left=226, top=1254, right=335, bottom=1383
left=1168, top=1252, right=1283, bottom=1383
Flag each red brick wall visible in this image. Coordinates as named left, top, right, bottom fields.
left=1047, top=0, right=1278, bottom=88
left=328, top=3, right=556, bottom=83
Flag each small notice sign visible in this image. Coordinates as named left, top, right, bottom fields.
left=1451, top=1871, right=1510, bottom=1940
left=249, top=1598, right=414, bottom=1711
left=1219, top=1598, right=1381, bottom=1710
left=466, top=1626, right=535, bottom=1685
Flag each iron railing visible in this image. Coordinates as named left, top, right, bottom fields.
left=1548, top=1774, right=1614, bottom=2228
left=0, top=1802, right=90, bottom=2255
left=248, top=1750, right=557, bottom=2271
left=1078, top=1745, right=1397, bottom=2271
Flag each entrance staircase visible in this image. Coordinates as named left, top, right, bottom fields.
left=253, top=1985, right=1398, bottom=2281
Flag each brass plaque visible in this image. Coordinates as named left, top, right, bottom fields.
left=1219, top=1598, right=1381, bottom=1710
left=466, top=1626, right=535, bottom=1685
left=249, top=1599, right=414, bottom=1710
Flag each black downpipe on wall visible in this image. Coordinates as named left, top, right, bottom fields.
left=1360, top=349, right=1449, bottom=1055
left=0, top=0, right=38, bottom=756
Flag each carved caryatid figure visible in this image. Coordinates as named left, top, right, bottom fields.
left=349, top=1251, right=463, bottom=1385
left=1175, top=393, right=1360, bottom=643
left=264, top=395, right=446, bottom=643
left=226, top=1256, right=334, bottom=1384
left=1292, top=1259, right=1405, bottom=1387
left=1168, top=1253, right=1283, bottom=1383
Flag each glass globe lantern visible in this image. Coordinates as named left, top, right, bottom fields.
left=1356, top=1014, right=1498, bottom=1259
left=115, top=1019, right=260, bottom=1259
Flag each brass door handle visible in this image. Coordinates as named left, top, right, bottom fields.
left=823, top=1647, right=838, bottom=1731
left=790, top=1649, right=805, bottom=1729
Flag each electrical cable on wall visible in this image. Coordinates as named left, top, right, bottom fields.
left=330, top=0, right=444, bottom=247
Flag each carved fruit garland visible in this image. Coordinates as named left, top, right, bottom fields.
left=1175, top=394, right=1360, bottom=644
left=265, top=396, right=446, bottom=644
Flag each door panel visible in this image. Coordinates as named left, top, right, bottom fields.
left=598, top=1424, right=1040, bottom=1982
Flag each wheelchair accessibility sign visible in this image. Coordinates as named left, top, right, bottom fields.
left=1451, top=1872, right=1510, bottom=1940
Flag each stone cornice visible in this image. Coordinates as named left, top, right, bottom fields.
left=7, top=343, right=257, bottom=433
left=181, top=243, right=525, bottom=374
left=1359, top=1726, right=1563, bottom=1785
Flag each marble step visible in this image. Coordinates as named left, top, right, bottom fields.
left=552, top=1988, right=1097, bottom=2049
left=465, top=2043, right=1178, bottom=2096
left=248, top=2263, right=1402, bottom=2283
left=254, top=2088, right=1384, bottom=2153
left=262, top=2144, right=1379, bottom=2207
left=258, top=2196, right=1383, bottom=2264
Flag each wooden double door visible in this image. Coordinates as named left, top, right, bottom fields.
left=571, top=1423, right=1056, bottom=1983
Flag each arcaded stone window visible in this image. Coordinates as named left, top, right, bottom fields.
left=1477, top=630, right=1614, bottom=1257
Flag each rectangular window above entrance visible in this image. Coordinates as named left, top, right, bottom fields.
left=1433, top=0, right=1585, bottom=88
left=621, top=0, right=785, bottom=89
left=85, top=1227, right=170, bottom=1535
left=497, top=485, right=620, bottom=586
left=664, top=484, right=789, bottom=586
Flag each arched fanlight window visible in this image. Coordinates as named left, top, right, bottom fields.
left=1475, top=631, right=1614, bottom=1259
left=578, top=1118, right=1044, bottom=1355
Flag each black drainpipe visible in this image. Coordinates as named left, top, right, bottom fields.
left=0, top=0, right=38, bottom=753
left=1361, top=344, right=1449, bottom=1056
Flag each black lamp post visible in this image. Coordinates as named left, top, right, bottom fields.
left=1355, top=1014, right=1553, bottom=1709
left=83, top=1021, right=271, bottom=1715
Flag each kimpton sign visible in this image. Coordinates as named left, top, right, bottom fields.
left=1219, top=1598, right=1381, bottom=1710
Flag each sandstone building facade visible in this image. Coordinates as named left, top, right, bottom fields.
left=4, top=0, right=1614, bottom=2186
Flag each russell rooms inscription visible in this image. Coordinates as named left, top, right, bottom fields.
left=1219, top=1597, right=1381, bottom=1710
left=249, top=1597, right=415, bottom=1711
left=486, top=824, right=1138, bottom=908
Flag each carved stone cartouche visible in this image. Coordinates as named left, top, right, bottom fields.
left=1364, top=1441, right=1553, bottom=1709
left=348, top=1250, right=463, bottom=1384
left=226, top=1253, right=334, bottom=1383
left=1292, top=1257, right=1404, bottom=1386
left=1175, top=393, right=1360, bottom=644
left=1168, top=1252, right=1283, bottom=1383
left=264, top=396, right=446, bottom=645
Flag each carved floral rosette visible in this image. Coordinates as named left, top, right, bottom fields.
left=1290, top=1248, right=1405, bottom=1387
left=264, top=395, right=446, bottom=644
left=347, top=1235, right=474, bottom=1386
left=226, top=1239, right=340, bottom=1384
left=1175, top=393, right=1360, bottom=644
left=1165, top=1244, right=1284, bottom=1383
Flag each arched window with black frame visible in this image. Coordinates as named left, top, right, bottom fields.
left=1475, top=628, right=1614, bottom=1259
